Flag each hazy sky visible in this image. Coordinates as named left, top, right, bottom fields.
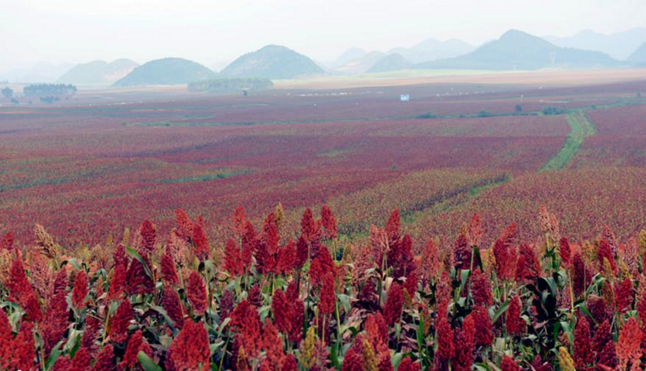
left=1, top=0, right=645, bottom=72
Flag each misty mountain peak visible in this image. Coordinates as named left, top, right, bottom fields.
left=500, top=29, right=539, bottom=41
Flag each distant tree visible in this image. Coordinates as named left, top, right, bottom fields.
left=417, top=111, right=437, bottom=119
left=11, top=98, right=19, bottom=105
left=638, top=92, right=643, bottom=98
left=1, top=87, right=12, bottom=99
left=478, top=110, right=494, bottom=118
left=515, top=104, right=523, bottom=113
left=542, top=106, right=567, bottom=115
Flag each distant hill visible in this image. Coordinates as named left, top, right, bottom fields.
left=330, top=38, right=474, bottom=74
left=220, top=45, right=325, bottom=79
left=58, top=59, right=139, bottom=86
left=335, top=51, right=386, bottom=74
left=388, top=38, right=475, bottom=63
left=629, top=42, right=646, bottom=65
left=328, top=47, right=367, bottom=69
left=113, top=58, right=216, bottom=86
left=545, top=28, right=646, bottom=60
left=366, top=53, right=412, bottom=73
left=418, top=30, right=620, bottom=70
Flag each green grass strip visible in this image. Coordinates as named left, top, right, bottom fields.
left=541, top=110, right=595, bottom=171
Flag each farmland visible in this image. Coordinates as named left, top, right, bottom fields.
left=1, top=70, right=646, bottom=370
left=2, top=73, right=646, bottom=246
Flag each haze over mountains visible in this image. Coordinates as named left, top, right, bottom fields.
left=366, top=53, right=413, bottom=74
left=333, top=51, right=387, bottom=74
left=2, top=28, right=645, bottom=86
left=0, top=62, right=74, bottom=84
left=387, top=38, right=475, bottom=63
left=629, top=42, right=646, bottom=65
left=330, top=30, right=629, bottom=74
left=328, top=38, right=475, bottom=74
left=545, top=28, right=646, bottom=60
left=418, top=30, right=620, bottom=70
left=58, top=59, right=139, bottom=86
left=327, top=47, right=369, bottom=69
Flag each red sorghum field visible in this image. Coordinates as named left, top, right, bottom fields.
left=0, top=205, right=645, bottom=371
left=1, top=76, right=646, bottom=370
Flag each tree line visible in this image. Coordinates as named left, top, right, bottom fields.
left=23, top=83, right=77, bottom=97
